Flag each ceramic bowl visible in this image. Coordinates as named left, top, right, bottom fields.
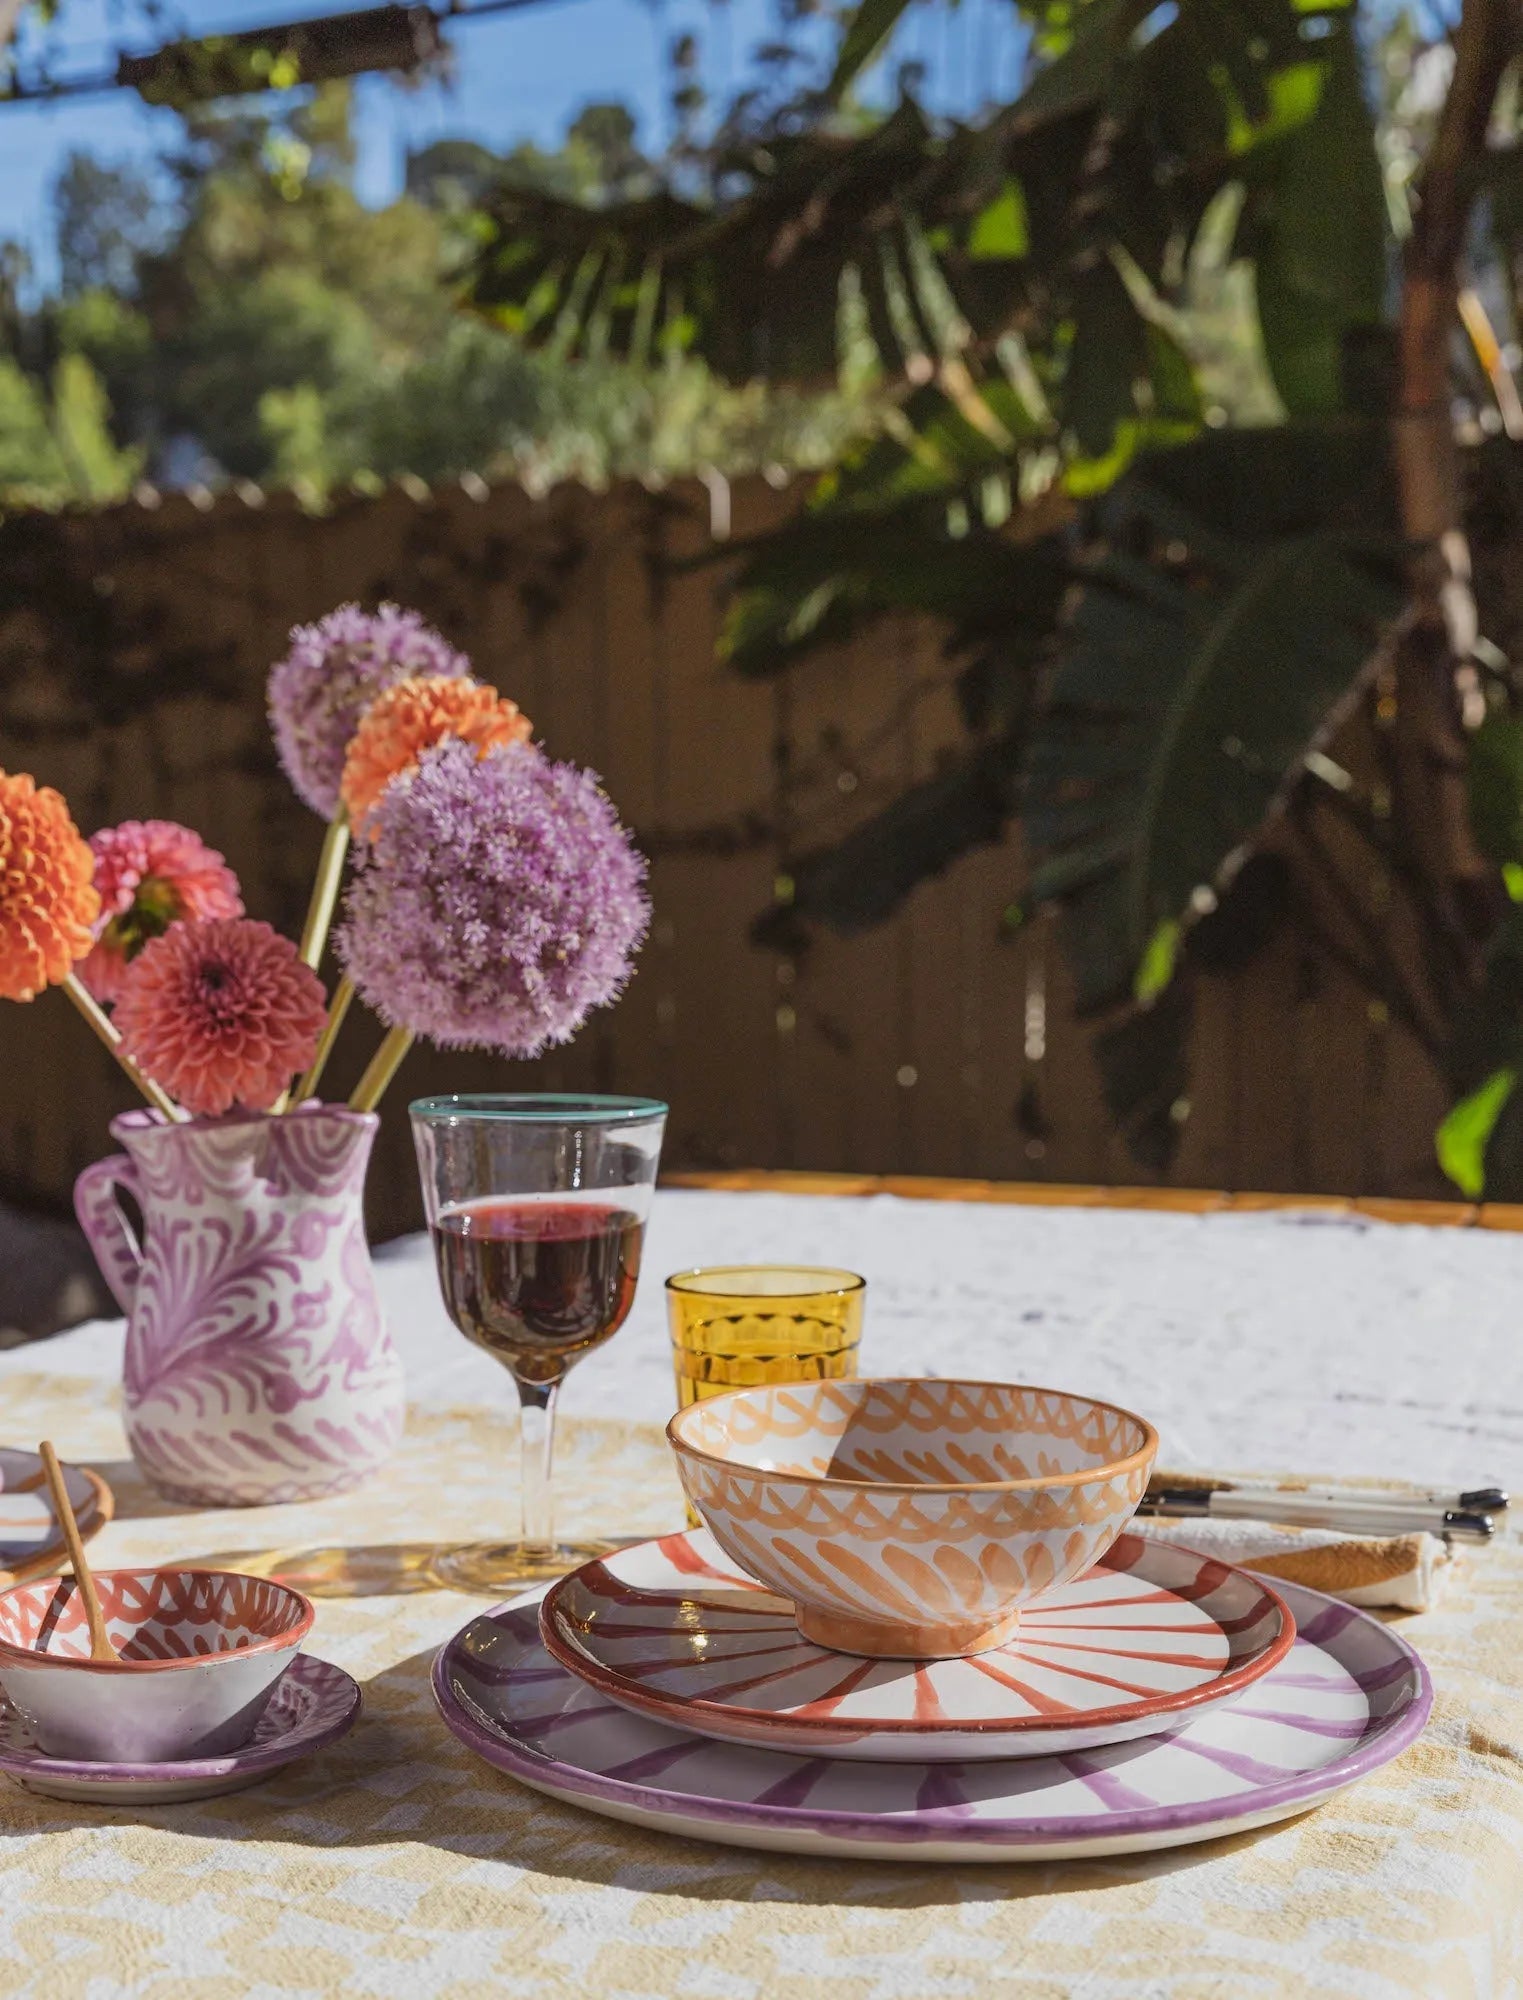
left=0, top=1567, right=315, bottom=1761
left=667, top=1377, right=1158, bottom=1659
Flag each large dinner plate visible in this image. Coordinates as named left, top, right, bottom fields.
left=434, top=1575, right=1430, bottom=1862
left=539, top=1528, right=1295, bottom=1761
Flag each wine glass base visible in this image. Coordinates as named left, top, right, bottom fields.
left=430, top=1538, right=626, bottom=1595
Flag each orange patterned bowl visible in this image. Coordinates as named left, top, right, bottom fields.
left=0, top=1567, right=314, bottom=1762
left=667, top=1378, right=1158, bottom=1660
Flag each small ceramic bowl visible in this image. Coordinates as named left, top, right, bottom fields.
left=668, top=1377, right=1158, bottom=1659
left=0, top=1567, right=314, bottom=1761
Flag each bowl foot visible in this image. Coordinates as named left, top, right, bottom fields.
left=796, top=1603, right=1021, bottom=1660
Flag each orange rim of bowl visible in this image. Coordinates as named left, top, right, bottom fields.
left=0, top=1566, right=316, bottom=1674
left=666, top=1375, right=1159, bottom=1494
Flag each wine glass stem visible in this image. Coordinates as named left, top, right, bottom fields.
left=517, top=1379, right=559, bottom=1552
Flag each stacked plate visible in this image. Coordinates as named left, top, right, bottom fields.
left=433, top=1525, right=1432, bottom=1861
left=0, top=1447, right=112, bottom=1586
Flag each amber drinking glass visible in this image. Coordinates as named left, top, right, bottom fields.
left=412, top=1093, right=666, bottom=1592
left=667, top=1265, right=865, bottom=1525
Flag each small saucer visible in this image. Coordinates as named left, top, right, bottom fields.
left=0, top=1448, right=112, bottom=1586
left=540, top=1528, right=1295, bottom=1761
left=0, top=1654, right=359, bottom=1804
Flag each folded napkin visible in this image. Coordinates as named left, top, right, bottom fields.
left=1134, top=1513, right=1453, bottom=1612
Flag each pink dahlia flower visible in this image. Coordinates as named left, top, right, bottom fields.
left=268, top=603, right=470, bottom=818
left=114, top=918, right=328, bottom=1117
left=337, top=736, right=649, bottom=1056
left=80, top=820, right=244, bottom=1005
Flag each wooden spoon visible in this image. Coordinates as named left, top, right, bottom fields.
left=38, top=1441, right=117, bottom=1663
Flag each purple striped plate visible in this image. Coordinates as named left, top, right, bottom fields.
left=539, top=1530, right=1294, bottom=1762
left=433, top=1577, right=1431, bottom=1861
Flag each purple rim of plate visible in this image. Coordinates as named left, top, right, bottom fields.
left=0, top=1653, right=360, bottom=1785
left=431, top=1582, right=1433, bottom=1850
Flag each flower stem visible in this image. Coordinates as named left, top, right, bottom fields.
left=299, top=811, right=350, bottom=972
left=289, top=974, right=355, bottom=1109
left=63, top=974, right=182, bottom=1122
left=348, top=1024, right=414, bottom=1113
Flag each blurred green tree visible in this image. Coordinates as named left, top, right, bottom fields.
left=2, top=83, right=865, bottom=501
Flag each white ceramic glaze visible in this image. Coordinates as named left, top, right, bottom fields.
left=540, top=1528, right=1294, bottom=1761
left=667, top=1378, right=1157, bottom=1657
left=0, top=1654, right=360, bottom=1805
left=0, top=1568, right=313, bottom=1761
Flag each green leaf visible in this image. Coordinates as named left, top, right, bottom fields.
left=1064, top=413, right=1200, bottom=498
left=1437, top=1069, right=1517, bottom=1199
left=720, top=505, right=1068, bottom=676
left=826, top=0, right=915, bottom=102
left=812, top=379, right=1043, bottom=519
left=1025, top=423, right=1404, bottom=1010
left=1145, top=322, right=1204, bottom=425
left=1061, top=261, right=1150, bottom=459
left=1093, top=977, right=1194, bottom=1172
left=968, top=181, right=1030, bottom=261
left=1012, top=0, right=1137, bottom=125
left=1133, top=919, right=1181, bottom=1003
left=461, top=104, right=1055, bottom=386
left=1239, top=25, right=1388, bottom=417
left=1219, top=59, right=1325, bottom=157
left=1467, top=710, right=1523, bottom=868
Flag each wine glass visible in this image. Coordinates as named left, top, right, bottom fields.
left=410, top=1092, right=667, bottom=1592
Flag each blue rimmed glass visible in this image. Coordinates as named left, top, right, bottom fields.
left=411, top=1093, right=667, bottom=1592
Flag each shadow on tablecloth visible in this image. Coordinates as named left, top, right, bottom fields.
left=0, top=1639, right=1299, bottom=1915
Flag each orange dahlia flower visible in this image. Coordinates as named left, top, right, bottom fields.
left=340, top=676, right=532, bottom=834
left=114, top=918, right=328, bottom=1117
left=0, top=772, right=100, bottom=1002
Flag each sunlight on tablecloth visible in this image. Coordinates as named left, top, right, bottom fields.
left=0, top=1377, right=1520, bottom=1999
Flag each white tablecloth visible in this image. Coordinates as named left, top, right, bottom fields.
left=20, top=1188, right=1523, bottom=1486
left=4, top=1188, right=1523, bottom=2000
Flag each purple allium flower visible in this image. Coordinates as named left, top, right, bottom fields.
left=268, top=603, right=470, bottom=817
left=337, top=736, right=650, bottom=1055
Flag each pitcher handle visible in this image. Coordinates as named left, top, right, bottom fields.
left=74, top=1154, right=145, bottom=1314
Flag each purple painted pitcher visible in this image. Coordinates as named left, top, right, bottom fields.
left=74, top=1104, right=406, bottom=1507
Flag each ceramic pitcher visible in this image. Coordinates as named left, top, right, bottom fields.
left=74, top=1104, right=406, bottom=1507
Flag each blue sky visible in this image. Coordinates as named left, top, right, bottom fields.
left=0, top=0, right=1024, bottom=291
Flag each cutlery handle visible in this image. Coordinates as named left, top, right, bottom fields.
left=38, top=1441, right=116, bottom=1662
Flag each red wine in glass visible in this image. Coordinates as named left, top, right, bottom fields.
left=431, top=1198, right=644, bottom=1387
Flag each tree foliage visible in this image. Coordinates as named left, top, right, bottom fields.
left=457, top=0, right=1523, bottom=1193
left=0, top=88, right=871, bottom=505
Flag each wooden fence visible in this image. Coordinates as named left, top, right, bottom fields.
left=0, top=472, right=1452, bottom=1239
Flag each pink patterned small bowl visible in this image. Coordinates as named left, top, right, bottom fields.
left=0, top=1568, right=314, bottom=1761
left=668, top=1377, right=1158, bottom=1659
